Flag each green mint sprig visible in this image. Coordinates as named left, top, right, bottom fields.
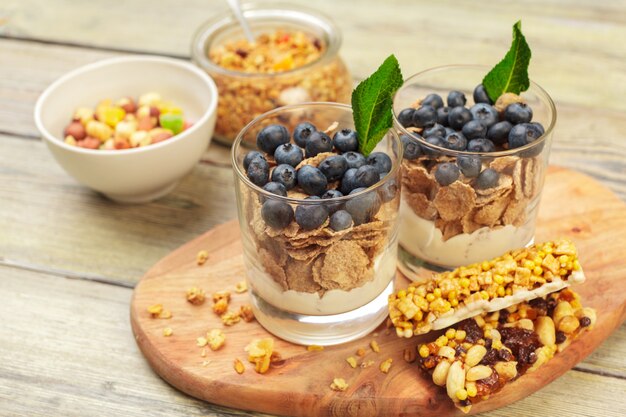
left=352, top=55, right=403, bottom=156
left=483, top=21, right=532, bottom=102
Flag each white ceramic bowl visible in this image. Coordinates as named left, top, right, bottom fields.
left=34, top=56, right=218, bottom=203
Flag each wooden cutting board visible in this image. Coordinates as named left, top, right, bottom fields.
left=130, top=166, right=626, bottom=417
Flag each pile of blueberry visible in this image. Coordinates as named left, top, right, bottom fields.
left=244, top=123, right=396, bottom=232
left=398, top=85, right=545, bottom=188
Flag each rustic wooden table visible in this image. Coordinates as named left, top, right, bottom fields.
left=0, top=1, right=624, bottom=416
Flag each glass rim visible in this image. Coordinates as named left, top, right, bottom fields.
left=392, top=64, right=557, bottom=158
left=231, top=102, right=403, bottom=205
left=191, top=2, right=342, bottom=79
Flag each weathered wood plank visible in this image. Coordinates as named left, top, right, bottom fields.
left=1, top=0, right=625, bottom=112
left=0, top=134, right=236, bottom=284
left=0, top=266, right=625, bottom=416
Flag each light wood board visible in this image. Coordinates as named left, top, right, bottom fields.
left=130, top=166, right=626, bottom=417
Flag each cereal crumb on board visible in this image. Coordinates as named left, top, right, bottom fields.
left=379, top=358, right=393, bottom=374
left=234, top=358, right=245, bottom=374
left=245, top=338, right=275, bottom=374
left=330, top=378, right=348, bottom=391
left=307, top=345, right=324, bottom=352
left=346, top=357, right=358, bottom=368
left=213, top=298, right=229, bottom=315
left=221, top=311, right=241, bottom=326
left=235, top=281, right=248, bottom=293
left=197, top=250, right=208, bottom=265
left=186, top=287, right=206, bottom=305
left=207, top=329, right=226, bottom=351
left=147, top=304, right=163, bottom=318
left=196, top=337, right=208, bottom=347
left=370, top=340, right=380, bottom=353
left=356, top=348, right=366, bottom=357
left=163, top=327, right=173, bottom=337
left=239, top=305, right=255, bottom=322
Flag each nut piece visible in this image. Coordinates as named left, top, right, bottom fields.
left=432, top=360, right=451, bottom=386
left=446, top=361, right=466, bottom=401
left=234, top=358, right=245, bottom=374
left=465, top=345, right=487, bottom=367
left=239, top=304, right=255, bottom=322
left=186, top=287, right=206, bottom=305
left=494, top=361, right=518, bottom=380
left=207, top=329, right=225, bottom=351
left=535, top=316, right=556, bottom=346
left=466, top=365, right=493, bottom=381
left=346, top=357, right=358, bottom=368
left=330, top=378, right=348, bottom=391
left=196, top=250, right=209, bottom=265
left=558, top=315, right=580, bottom=334
left=437, top=346, right=456, bottom=360
left=379, top=358, right=393, bottom=374
left=163, top=327, right=173, bottom=337
left=553, top=301, right=574, bottom=326
left=370, top=340, right=381, bottom=353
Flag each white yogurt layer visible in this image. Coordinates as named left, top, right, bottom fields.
left=399, top=199, right=535, bottom=271
left=248, top=246, right=398, bottom=316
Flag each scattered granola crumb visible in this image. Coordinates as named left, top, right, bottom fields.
left=380, top=358, right=393, bottom=374
left=158, top=309, right=172, bottom=319
left=370, top=340, right=380, bottom=353
left=196, top=337, right=208, bottom=347
left=403, top=348, right=416, bottom=363
left=234, top=358, right=245, bottom=374
left=213, top=298, right=229, bottom=315
left=197, top=250, right=209, bottom=265
left=207, top=329, right=226, bottom=351
left=186, top=287, right=206, bottom=305
left=360, top=360, right=375, bottom=369
left=235, top=281, right=248, bottom=293
left=212, top=291, right=231, bottom=303
left=356, top=348, right=366, bottom=357
left=245, top=338, right=275, bottom=374
left=147, top=304, right=163, bottom=318
left=201, top=348, right=207, bottom=358
left=330, top=378, right=348, bottom=392
left=346, top=357, right=357, bottom=368
left=239, top=304, right=255, bottom=322
left=221, top=311, right=241, bottom=326
left=307, top=345, right=324, bottom=352
left=163, top=327, right=173, bottom=337
left=201, top=360, right=211, bottom=367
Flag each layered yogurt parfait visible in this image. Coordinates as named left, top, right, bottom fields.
left=393, top=65, right=556, bottom=278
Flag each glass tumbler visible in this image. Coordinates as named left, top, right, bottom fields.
left=393, top=65, right=556, bottom=279
left=192, top=3, right=352, bottom=145
left=232, top=103, right=402, bottom=345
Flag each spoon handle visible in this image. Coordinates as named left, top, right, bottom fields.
left=226, top=0, right=255, bottom=43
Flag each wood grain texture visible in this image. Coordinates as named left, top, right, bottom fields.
left=130, top=167, right=626, bottom=417
left=1, top=264, right=624, bottom=417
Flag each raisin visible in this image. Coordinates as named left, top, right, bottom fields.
left=580, top=317, right=591, bottom=327
left=500, top=327, right=542, bottom=369
left=480, top=348, right=499, bottom=366
left=485, top=338, right=493, bottom=349
left=529, top=297, right=548, bottom=316
left=455, top=345, right=466, bottom=356
left=498, top=309, right=510, bottom=324
left=498, top=349, right=514, bottom=362
left=457, top=318, right=483, bottom=343
left=459, top=399, right=472, bottom=407
left=555, top=331, right=567, bottom=344
left=235, top=48, right=248, bottom=59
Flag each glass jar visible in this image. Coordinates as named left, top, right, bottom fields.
left=232, top=103, right=402, bottom=345
left=393, top=65, right=556, bottom=278
left=192, top=3, right=352, bottom=145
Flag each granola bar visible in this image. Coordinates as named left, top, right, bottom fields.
left=416, top=289, right=596, bottom=413
left=389, top=239, right=586, bottom=337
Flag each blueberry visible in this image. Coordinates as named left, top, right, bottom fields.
left=422, top=93, right=444, bottom=109
left=476, top=168, right=500, bottom=189
left=473, top=84, right=493, bottom=104
left=332, top=129, right=359, bottom=152
left=343, top=151, right=367, bottom=169
left=456, top=155, right=482, bottom=178
left=443, top=132, right=468, bottom=151
left=261, top=199, right=293, bottom=229
left=295, top=201, right=329, bottom=230
left=274, top=143, right=303, bottom=167
left=461, top=120, right=487, bottom=140
left=305, top=131, right=333, bottom=158
left=487, top=121, right=513, bottom=145
left=422, top=135, right=446, bottom=155
left=271, top=164, right=297, bottom=190
left=340, top=168, right=358, bottom=194
left=447, top=90, right=467, bottom=107
left=412, top=105, right=438, bottom=128
left=379, top=178, right=398, bottom=202
left=444, top=127, right=455, bottom=136
left=329, top=210, right=353, bottom=231
left=424, top=123, right=447, bottom=138
left=401, top=134, right=422, bottom=159
left=397, top=108, right=416, bottom=127
left=256, top=124, right=289, bottom=154
left=243, top=151, right=265, bottom=170
left=505, top=102, right=533, bottom=124
left=467, top=138, right=496, bottom=153
left=297, top=165, right=327, bottom=195
left=470, top=103, right=499, bottom=129
left=354, top=165, right=380, bottom=189
left=321, top=189, right=344, bottom=214
left=293, top=122, right=317, bottom=148
left=437, top=107, right=450, bottom=126
left=434, top=162, right=460, bottom=186
left=367, top=152, right=392, bottom=174
left=247, top=157, right=270, bottom=186
left=448, top=106, right=472, bottom=130
left=345, top=188, right=381, bottom=225
left=262, top=182, right=287, bottom=197
left=508, top=123, right=544, bottom=149
left=319, top=155, right=348, bottom=181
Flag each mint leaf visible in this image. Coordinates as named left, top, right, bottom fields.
left=352, top=55, right=403, bottom=156
left=483, top=21, right=532, bottom=102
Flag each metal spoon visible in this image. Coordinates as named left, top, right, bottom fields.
left=226, top=0, right=255, bottom=44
